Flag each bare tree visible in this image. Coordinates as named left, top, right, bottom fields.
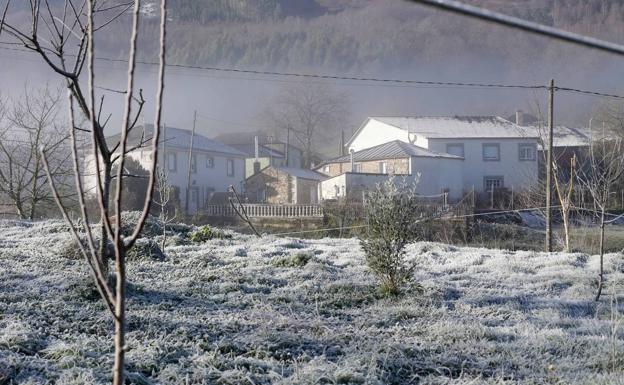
left=553, top=154, right=576, bottom=252
left=577, top=136, right=624, bottom=301
left=523, top=98, right=578, bottom=252
left=0, top=0, right=151, bottom=274
left=263, top=82, right=349, bottom=168
left=2, top=1, right=168, bottom=384
left=154, top=167, right=176, bottom=250
left=0, top=86, right=72, bottom=220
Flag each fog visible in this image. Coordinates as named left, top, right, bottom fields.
left=2, top=4, right=623, bottom=139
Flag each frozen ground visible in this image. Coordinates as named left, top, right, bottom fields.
left=0, top=219, right=623, bottom=384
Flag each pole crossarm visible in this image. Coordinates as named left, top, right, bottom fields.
left=407, top=0, right=624, bottom=56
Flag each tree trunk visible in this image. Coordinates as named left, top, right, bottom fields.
left=99, top=163, right=113, bottom=277
left=595, top=208, right=606, bottom=301
left=562, top=206, right=570, bottom=253
left=162, top=224, right=166, bottom=251
left=112, top=247, right=126, bottom=385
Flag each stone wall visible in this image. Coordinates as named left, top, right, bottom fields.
left=245, top=167, right=293, bottom=204
left=319, top=157, right=409, bottom=177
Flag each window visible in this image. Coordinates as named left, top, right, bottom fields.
left=518, top=143, right=536, bottom=161
left=167, top=152, right=177, bottom=172
left=190, top=187, right=199, bottom=205
left=227, top=159, right=235, bottom=177
left=484, top=176, right=504, bottom=191
left=379, top=162, right=387, bottom=174
left=482, top=143, right=500, bottom=161
left=206, top=156, right=214, bottom=168
left=446, top=143, right=465, bottom=157
left=324, top=165, right=330, bottom=173
left=190, top=155, right=197, bottom=174
left=352, top=163, right=361, bottom=173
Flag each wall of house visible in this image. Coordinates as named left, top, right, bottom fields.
left=426, top=138, right=538, bottom=193
left=296, top=178, right=320, bottom=204
left=90, top=148, right=245, bottom=213
left=348, top=119, right=411, bottom=152
left=320, top=173, right=417, bottom=201
left=319, top=158, right=410, bottom=177
left=245, top=167, right=293, bottom=204
left=319, top=156, right=463, bottom=201
left=411, top=157, right=464, bottom=200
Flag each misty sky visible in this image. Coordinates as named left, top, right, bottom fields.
left=1, top=2, right=623, bottom=139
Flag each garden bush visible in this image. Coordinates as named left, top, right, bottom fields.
left=360, top=177, right=422, bottom=296
left=189, top=225, right=231, bottom=242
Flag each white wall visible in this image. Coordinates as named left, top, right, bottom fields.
left=411, top=157, right=464, bottom=200
left=426, top=138, right=538, bottom=193
left=319, top=156, right=462, bottom=201
left=83, top=148, right=245, bottom=213
left=348, top=119, right=411, bottom=152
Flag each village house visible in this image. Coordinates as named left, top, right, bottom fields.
left=316, top=140, right=463, bottom=201
left=510, top=110, right=592, bottom=177
left=213, top=131, right=304, bottom=178
left=345, top=116, right=540, bottom=195
left=84, top=125, right=247, bottom=214
left=245, top=166, right=326, bottom=204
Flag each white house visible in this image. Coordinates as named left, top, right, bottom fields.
left=317, top=140, right=464, bottom=201
left=346, top=116, right=539, bottom=194
left=84, top=125, right=247, bottom=214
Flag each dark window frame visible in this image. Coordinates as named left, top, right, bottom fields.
left=446, top=143, right=465, bottom=158
left=518, top=143, right=537, bottom=161
left=227, top=158, right=235, bottom=177
left=482, top=143, right=501, bottom=161
left=483, top=176, right=504, bottom=191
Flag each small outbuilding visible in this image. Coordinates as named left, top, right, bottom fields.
left=245, top=166, right=327, bottom=204
left=316, top=140, right=464, bottom=201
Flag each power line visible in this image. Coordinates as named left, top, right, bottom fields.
left=0, top=42, right=545, bottom=90
left=554, top=87, right=624, bottom=100
left=2, top=43, right=624, bottom=100
left=407, top=0, right=624, bottom=56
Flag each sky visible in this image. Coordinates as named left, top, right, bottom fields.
left=1, top=1, right=623, bottom=139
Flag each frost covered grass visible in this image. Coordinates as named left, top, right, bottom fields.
left=0, top=219, right=623, bottom=384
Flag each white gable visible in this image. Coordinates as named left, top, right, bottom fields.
left=347, top=118, right=415, bottom=152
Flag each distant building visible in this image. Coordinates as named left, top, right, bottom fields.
left=345, top=116, right=540, bottom=194
left=213, top=131, right=303, bottom=178
left=245, top=166, right=326, bottom=204
left=84, top=125, right=246, bottom=214
left=316, top=140, right=463, bottom=201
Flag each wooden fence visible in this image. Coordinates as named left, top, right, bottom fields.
left=204, top=204, right=324, bottom=218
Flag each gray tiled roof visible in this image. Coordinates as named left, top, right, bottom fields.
left=106, top=125, right=246, bottom=156
left=325, top=140, right=463, bottom=164
left=275, top=167, right=327, bottom=180
left=229, top=144, right=285, bottom=158
left=370, top=116, right=539, bottom=139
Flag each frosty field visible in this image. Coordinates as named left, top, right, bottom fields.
left=0, top=220, right=623, bottom=384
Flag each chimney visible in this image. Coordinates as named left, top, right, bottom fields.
left=350, top=149, right=355, bottom=172
left=515, top=110, right=525, bottom=126
left=254, top=135, right=259, bottom=161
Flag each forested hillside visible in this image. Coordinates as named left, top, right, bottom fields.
left=110, top=0, right=624, bottom=85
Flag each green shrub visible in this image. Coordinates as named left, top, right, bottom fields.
left=189, top=225, right=232, bottom=243
left=360, top=177, right=421, bottom=296
left=273, top=252, right=312, bottom=268
left=126, top=238, right=166, bottom=261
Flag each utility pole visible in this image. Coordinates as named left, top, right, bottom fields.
left=185, top=110, right=197, bottom=215
left=285, top=126, right=290, bottom=167
left=340, top=130, right=345, bottom=156
left=546, top=79, right=555, bottom=252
